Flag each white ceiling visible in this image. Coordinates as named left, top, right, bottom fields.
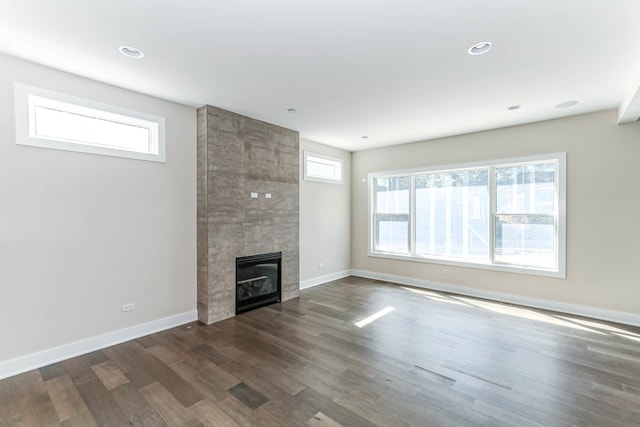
left=2, top=0, right=640, bottom=151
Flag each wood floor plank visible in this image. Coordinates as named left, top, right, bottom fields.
left=227, top=382, right=267, bottom=410
left=90, top=361, right=129, bottom=391
left=472, top=399, right=545, bottom=427
left=147, top=343, right=184, bottom=366
left=169, top=360, right=231, bottom=402
left=189, top=399, right=241, bottom=427
left=75, top=378, right=130, bottom=426
left=20, top=392, right=60, bottom=427
left=110, top=382, right=168, bottom=427
left=61, top=356, right=97, bottom=386
left=139, top=382, right=200, bottom=427
left=83, top=350, right=109, bottom=367
left=45, top=375, right=95, bottom=425
left=0, top=376, right=20, bottom=423
left=127, top=342, right=205, bottom=408
left=39, top=363, right=67, bottom=382
left=307, top=411, right=344, bottom=427
left=3, top=278, right=640, bottom=426
left=194, top=360, right=241, bottom=391
left=101, top=344, right=156, bottom=389
left=293, top=387, right=374, bottom=427
left=210, top=395, right=274, bottom=427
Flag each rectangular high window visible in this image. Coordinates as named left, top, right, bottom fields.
left=304, top=151, right=343, bottom=183
left=369, top=154, right=566, bottom=277
left=14, top=83, right=165, bottom=162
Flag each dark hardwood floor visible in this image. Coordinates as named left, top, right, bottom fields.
left=2, top=276, right=640, bottom=426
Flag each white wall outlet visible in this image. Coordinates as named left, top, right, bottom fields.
left=121, top=303, right=135, bottom=312
left=442, top=268, right=450, bottom=274
left=250, top=192, right=258, bottom=198
left=265, top=193, right=272, bottom=199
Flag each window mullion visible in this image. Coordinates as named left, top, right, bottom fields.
left=489, top=166, right=496, bottom=264
left=371, top=178, right=377, bottom=253
left=410, top=174, right=416, bottom=256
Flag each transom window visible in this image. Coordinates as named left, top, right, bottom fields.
left=14, top=83, right=165, bottom=162
left=304, top=151, right=343, bottom=183
left=369, top=154, right=566, bottom=277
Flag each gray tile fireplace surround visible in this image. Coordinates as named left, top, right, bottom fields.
left=197, top=105, right=300, bottom=324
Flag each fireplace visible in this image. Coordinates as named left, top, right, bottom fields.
left=236, top=252, right=282, bottom=314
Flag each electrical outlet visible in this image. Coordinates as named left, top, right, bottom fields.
left=442, top=268, right=450, bottom=274
left=121, top=303, right=135, bottom=312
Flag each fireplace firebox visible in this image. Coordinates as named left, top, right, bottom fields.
left=236, top=252, right=282, bottom=314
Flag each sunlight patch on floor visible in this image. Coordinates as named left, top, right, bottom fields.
left=399, top=286, right=633, bottom=337
left=355, top=306, right=395, bottom=328
left=556, top=315, right=640, bottom=337
left=614, top=333, right=640, bottom=343
left=450, top=296, right=606, bottom=335
left=401, top=286, right=471, bottom=307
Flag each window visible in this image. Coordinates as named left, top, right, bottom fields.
left=414, top=169, right=489, bottom=260
left=304, top=151, right=343, bottom=183
left=374, top=176, right=410, bottom=252
left=14, top=83, right=165, bottom=162
left=369, top=154, right=566, bottom=277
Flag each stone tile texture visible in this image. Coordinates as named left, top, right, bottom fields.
left=197, top=105, right=300, bottom=324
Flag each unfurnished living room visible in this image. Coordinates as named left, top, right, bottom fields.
left=1, top=1, right=640, bottom=426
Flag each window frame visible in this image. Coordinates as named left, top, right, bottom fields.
left=14, top=83, right=166, bottom=163
left=368, top=153, right=566, bottom=278
left=303, top=151, right=343, bottom=184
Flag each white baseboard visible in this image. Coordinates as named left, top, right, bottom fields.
left=0, top=310, right=197, bottom=381
left=300, top=270, right=352, bottom=290
left=350, top=269, right=640, bottom=328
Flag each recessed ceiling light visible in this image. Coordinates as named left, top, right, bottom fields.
left=119, top=46, right=144, bottom=59
left=285, top=108, right=297, bottom=113
left=555, top=101, right=578, bottom=109
left=468, top=42, right=492, bottom=55
left=361, top=136, right=369, bottom=139
left=508, top=105, right=521, bottom=111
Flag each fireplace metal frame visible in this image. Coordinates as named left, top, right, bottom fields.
left=235, top=252, right=282, bottom=314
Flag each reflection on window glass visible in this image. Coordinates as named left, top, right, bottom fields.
left=496, top=163, right=555, bottom=214
left=494, top=162, right=557, bottom=268
left=374, top=215, right=409, bottom=253
left=375, top=176, right=409, bottom=214
left=494, top=215, right=555, bottom=269
left=33, top=105, right=152, bottom=153
left=374, top=176, right=409, bottom=254
left=415, top=169, right=488, bottom=259
left=307, top=159, right=336, bottom=179
left=304, top=152, right=342, bottom=182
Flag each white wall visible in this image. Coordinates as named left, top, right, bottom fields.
left=352, top=111, right=640, bottom=319
left=0, top=54, right=196, bottom=366
left=299, top=138, right=351, bottom=287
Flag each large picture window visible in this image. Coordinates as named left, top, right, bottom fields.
left=369, top=154, right=566, bottom=277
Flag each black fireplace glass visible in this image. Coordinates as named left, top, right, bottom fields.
left=236, top=252, right=282, bottom=314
